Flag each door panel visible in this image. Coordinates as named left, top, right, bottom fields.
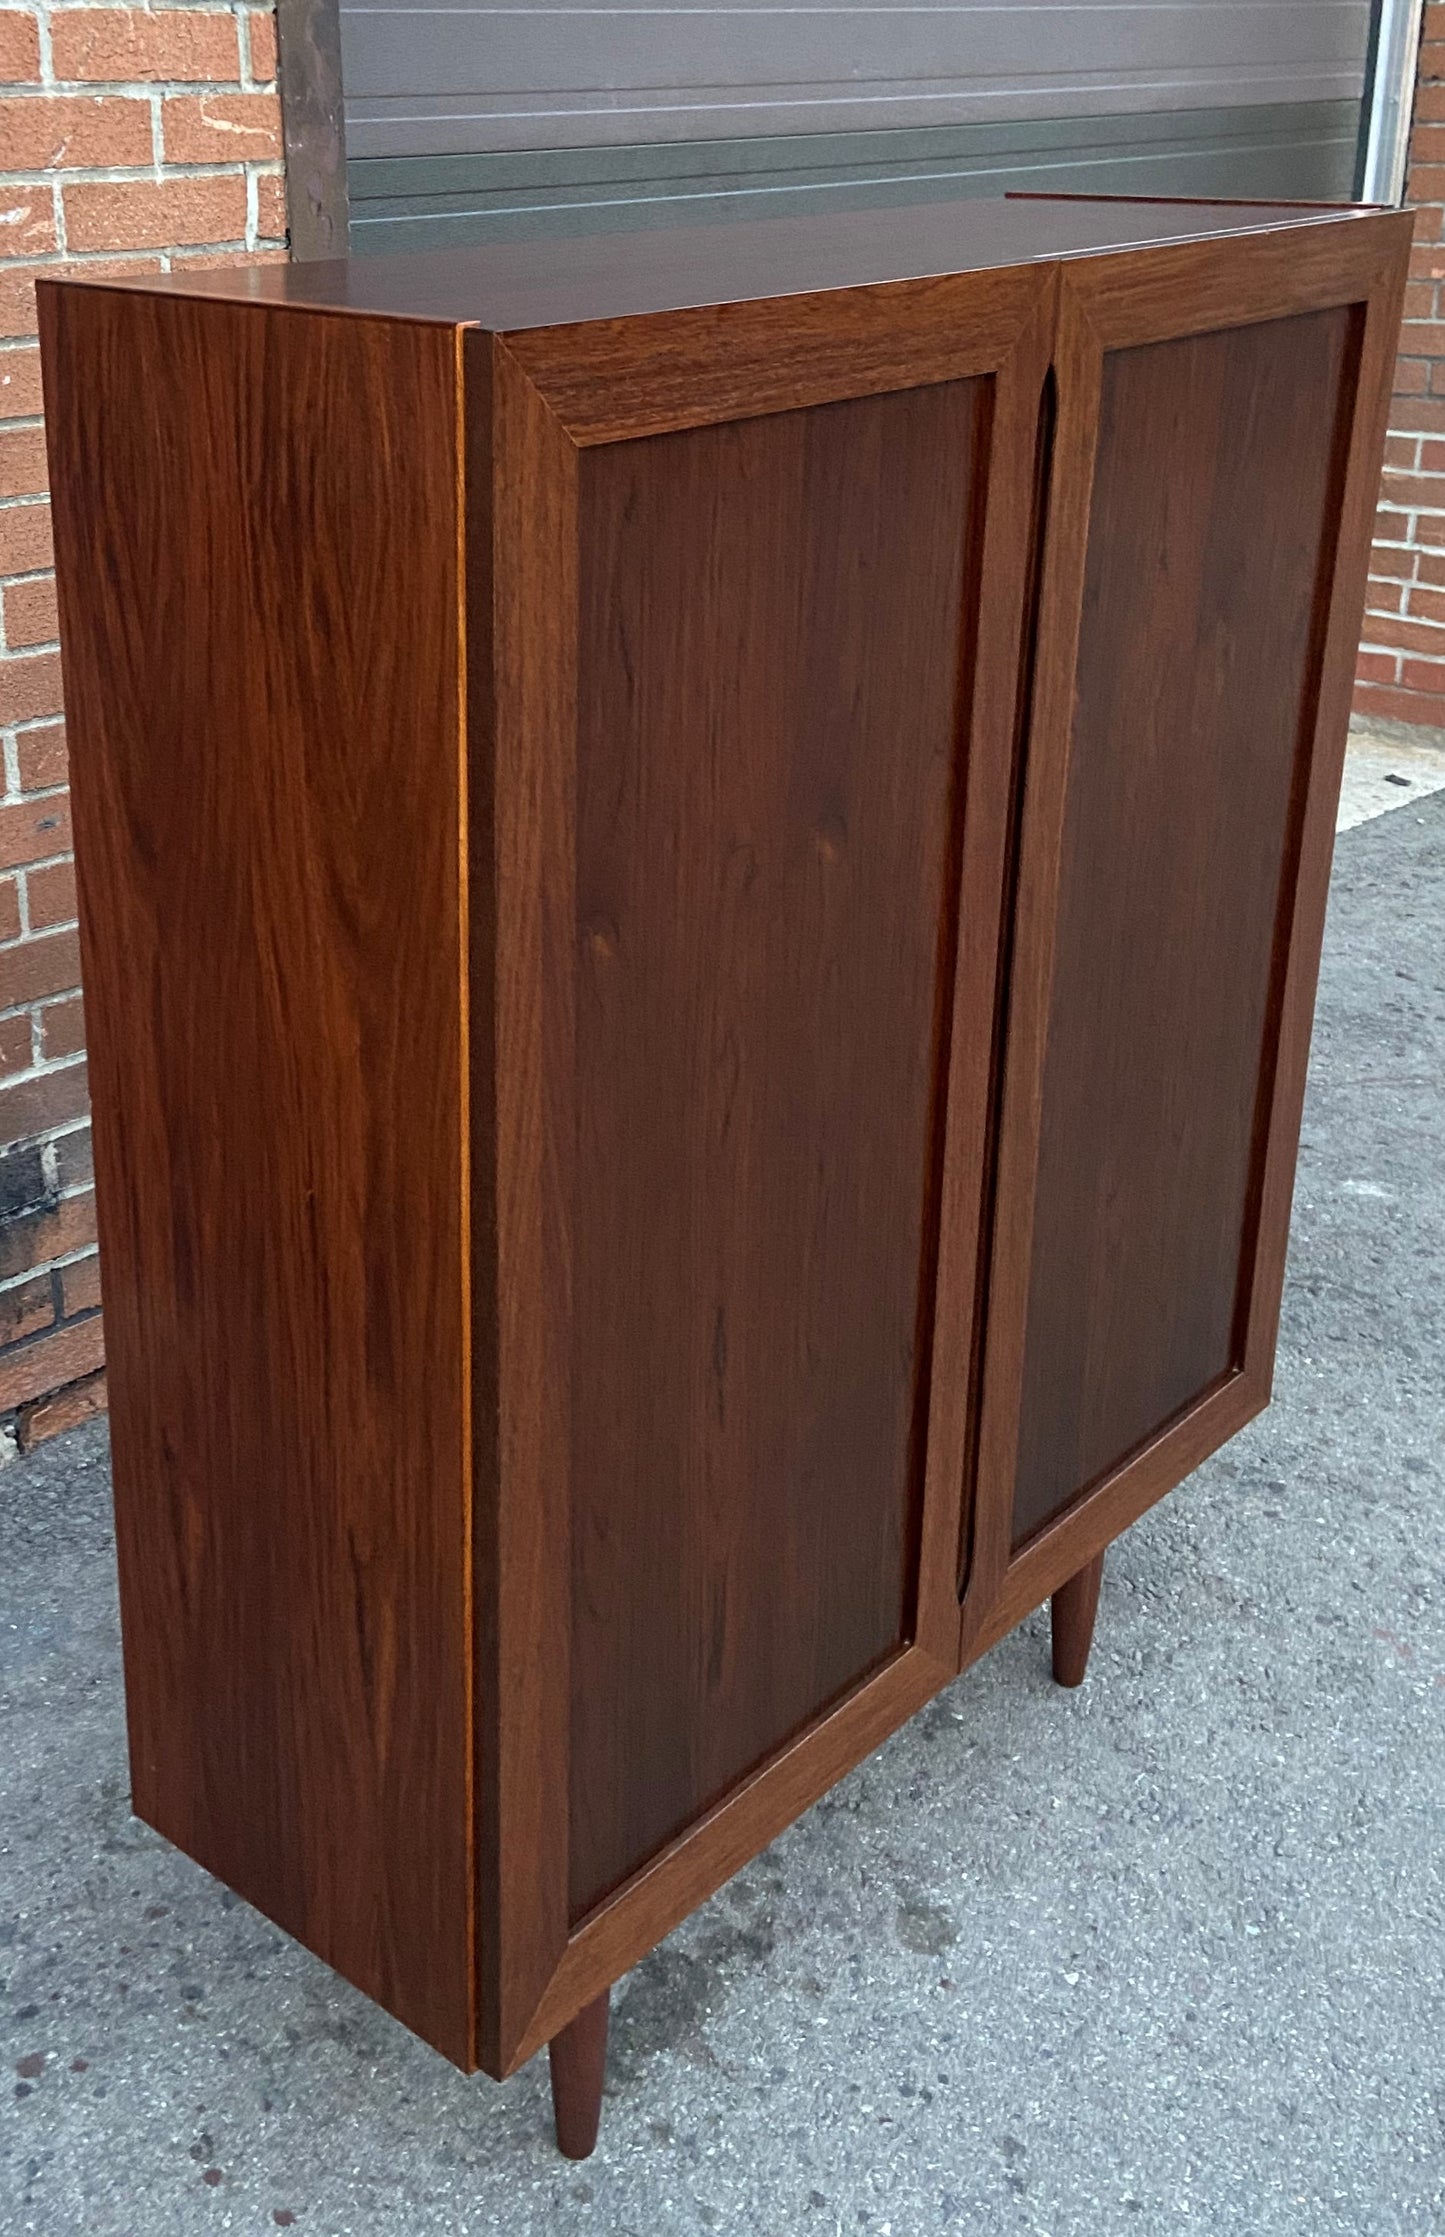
left=960, top=215, right=1407, bottom=1661
left=568, top=382, right=985, bottom=1917
left=479, top=263, right=1055, bottom=2067
left=1011, top=304, right=1356, bottom=1547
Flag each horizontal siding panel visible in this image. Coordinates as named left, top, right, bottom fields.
left=339, top=0, right=1371, bottom=159
left=347, top=103, right=1363, bottom=253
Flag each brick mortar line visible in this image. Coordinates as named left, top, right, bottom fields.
left=2, top=161, right=283, bottom=184
left=0, top=1026, right=90, bottom=1074
left=0, top=1250, right=99, bottom=1302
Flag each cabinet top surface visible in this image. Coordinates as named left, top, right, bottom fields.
left=43, top=194, right=1387, bottom=334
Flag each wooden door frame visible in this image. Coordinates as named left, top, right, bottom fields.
left=470, top=263, right=1056, bottom=2075
left=956, top=211, right=1411, bottom=1671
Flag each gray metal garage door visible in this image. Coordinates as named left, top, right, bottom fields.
left=334, top=0, right=1374, bottom=252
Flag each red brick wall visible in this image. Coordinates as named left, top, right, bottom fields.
left=1356, top=5, right=1445, bottom=733
left=0, top=1, right=285, bottom=1456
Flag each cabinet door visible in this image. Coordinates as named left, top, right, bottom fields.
left=960, top=213, right=1408, bottom=1657
left=474, top=266, right=1051, bottom=2072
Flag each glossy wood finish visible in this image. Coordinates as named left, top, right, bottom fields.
left=1051, top=1553, right=1104, bottom=1688
left=568, top=380, right=984, bottom=1917
left=548, top=1991, right=609, bottom=2160
left=37, top=284, right=475, bottom=2065
left=477, top=254, right=1053, bottom=2071
left=53, top=194, right=1367, bottom=332
left=960, top=210, right=1408, bottom=1664
left=1011, top=302, right=1356, bottom=1547
left=36, top=199, right=1411, bottom=2130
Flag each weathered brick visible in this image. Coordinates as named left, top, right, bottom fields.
left=1386, top=396, right=1445, bottom=433
left=0, top=1138, right=48, bottom=1218
left=0, top=926, right=81, bottom=1009
left=64, top=175, right=248, bottom=254
left=0, top=876, right=20, bottom=944
left=59, top=1250, right=101, bottom=1318
left=245, top=8, right=276, bottom=82
left=0, top=422, right=48, bottom=500
left=0, top=649, right=63, bottom=725
left=162, top=91, right=282, bottom=164
left=51, top=1121, right=91, bottom=1193
left=1401, top=652, right=1445, bottom=692
left=0, top=1054, right=85, bottom=1145
left=26, top=858, right=76, bottom=930
left=256, top=167, right=287, bottom=243
left=0, top=1009, right=32, bottom=1076
left=51, top=8, right=239, bottom=83
left=1393, top=356, right=1430, bottom=396
left=1360, top=610, right=1445, bottom=657
left=0, top=344, right=43, bottom=423
left=1366, top=542, right=1416, bottom=580
left=39, top=993, right=84, bottom=1062
left=0, top=1312, right=102, bottom=1413
left=0, top=265, right=37, bottom=344
left=1356, top=648, right=1398, bottom=685
left=0, top=795, right=72, bottom=872
left=0, top=1185, right=95, bottom=1282
left=1352, top=677, right=1445, bottom=727
left=18, top=1362, right=107, bottom=1446
left=1397, top=320, right=1445, bottom=360
left=0, top=93, right=152, bottom=170
left=3, top=574, right=58, bottom=648
left=15, top=720, right=66, bottom=793
left=0, top=500, right=51, bottom=578
left=1364, top=578, right=1405, bottom=615
left=1407, top=583, right=1445, bottom=624
left=1380, top=468, right=1445, bottom=510
left=0, top=10, right=41, bottom=80
left=1415, top=547, right=1445, bottom=586
left=0, top=1273, right=53, bottom=1350
left=0, top=186, right=55, bottom=260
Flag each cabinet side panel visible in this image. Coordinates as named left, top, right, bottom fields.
left=1010, top=304, right=1355, bottom=1549
left=568, top=380, right=986, bottom=1918
left=39, top=286, right=474, bottom=2065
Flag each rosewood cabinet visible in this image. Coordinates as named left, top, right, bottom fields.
left=38, top=193, right=1408, bottom=2156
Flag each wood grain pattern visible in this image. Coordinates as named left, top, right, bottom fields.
left=473, top=332, right=578, bottom=2072
left=566, top=380, right=985, bottom=1918
left=1010, top=303, right=1356, bottom=1547
left=959, top=208, right=1409, bottom=1667
left=499, top=266, right=1043, bottom=443
left=37, top=283, right=475, bottom=2065
left=478, top=255, right=1053, bottom=2068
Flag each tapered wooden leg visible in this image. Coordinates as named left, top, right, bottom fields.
left=548, top=1988, right=610, bottom=2159
left=1051, top=1550, right=1105, bottom=1688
